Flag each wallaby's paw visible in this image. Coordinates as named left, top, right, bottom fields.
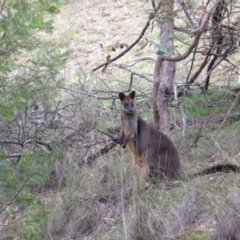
left=119, top=142, right=126, bottom=149
left=119, top=137, right=125, bottom=147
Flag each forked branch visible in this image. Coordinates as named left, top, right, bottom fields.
left=92, top=18, right=151, bottom=72
left=164, top=0, right=221, bottom=62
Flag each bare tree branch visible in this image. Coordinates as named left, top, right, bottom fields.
left=185, top=45, right=197, bottom=83
left=0, top=140, right=23, bottom=146
left=178, top=0, right=194, bottom=27
left=163, top=0, right=221, bottom=62
left=4, top=153, right=23, bottom=158
left=61, top=87, right=119, bottom=100
left=111, top=63, right=153, bottom=82
left=92, top=18, right=151, bottom=72
left=188, top=49, right=211, bottom=84
left=151, top=0, right=162, bottom=13
left=121, top=57, right=155, bottom=67
left=24, top=139, right=52, bottom=151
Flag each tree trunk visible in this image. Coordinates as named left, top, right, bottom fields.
left=153, top=0, right=175, bottom=136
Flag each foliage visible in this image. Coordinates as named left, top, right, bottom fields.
left=147, top=41, right=170, bottom=55
left=0, top=0, right=66, bottom=119
left=0, top=0, right=69, bottom=237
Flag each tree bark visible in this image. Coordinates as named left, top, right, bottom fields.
left=153, top=0, right=176, bottom=136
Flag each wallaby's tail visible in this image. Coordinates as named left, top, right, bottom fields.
left=190, top=164, right=240, bottom=178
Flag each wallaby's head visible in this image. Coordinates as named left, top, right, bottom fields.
left=119, top=91, right=136, bottom=114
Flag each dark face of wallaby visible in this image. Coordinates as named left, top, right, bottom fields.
left=118, top=91, right=137, bottom=149
left=119, top=91, right=136, bottom=114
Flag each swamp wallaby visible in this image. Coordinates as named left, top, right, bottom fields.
left=119, top=91, right=183, bottom=182
left=119, top=91, right=240, bottom=182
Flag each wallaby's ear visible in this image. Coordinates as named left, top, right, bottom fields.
left=119, top=92, right=125, bottom=101
left=129, top=91, right=136, bottom=100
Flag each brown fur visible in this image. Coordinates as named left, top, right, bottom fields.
left=119, top=91, right=183, bottom=182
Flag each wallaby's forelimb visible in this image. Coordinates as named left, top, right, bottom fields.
left=120, top=131, right=135, bottom=148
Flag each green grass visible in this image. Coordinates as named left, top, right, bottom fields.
left=176, top=230, right=209, bottom=240
left=182, top=89, right=230, bottom=118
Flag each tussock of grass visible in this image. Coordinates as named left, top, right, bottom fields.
left=42, top=148, right=240, bottom=239
left=167, top=190, right=202, bottom=236
left=211, top=190, right=240, bottom=240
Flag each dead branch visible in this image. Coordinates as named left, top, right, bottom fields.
left=77, top=127, right=122, bottom=167
left=121, top=57, right=155, bottom=67
left=96, top=129, right=116, bottom=139
left=92, top=18, right=151, bottom=72
left=111, top=63, right=153, bottom=82
left=174, top=26, right=193, bottom=35
left=92, top=0, right=220, bottom=73
left=186, top=45, right=197, bottom=83
left=151, top=0, right=161, bottom=12
left=61, top=87, right=119, bottom=100
left=163, top=0, right=221, bottom=62
left=84, top=137, right=120, bottom=166
left=0, top=140, right=23, bottom=146
left=4, top=153, right=22, bottom=158
left=188, top=49, right=211, bottom=84
left=24, top=139, right=52, bottom=151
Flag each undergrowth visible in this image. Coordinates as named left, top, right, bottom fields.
left=181, top=88, right=232, bottom=118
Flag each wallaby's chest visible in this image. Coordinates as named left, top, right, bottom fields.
left=121, top=115, right=137, bottom=136
left=122, top=121, right=131, bottom=136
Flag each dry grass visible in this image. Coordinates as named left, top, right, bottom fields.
left=42, top=117, right=240, bottom=239
left=43, top=151, right=240, bottom=239
left=211, top=190, right=240, bottom=240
